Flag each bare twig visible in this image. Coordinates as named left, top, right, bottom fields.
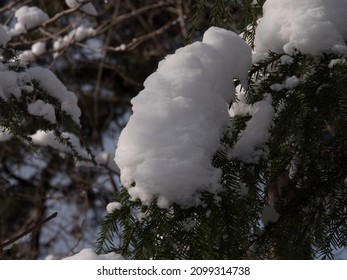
left=176, top=0, right=187, bottom=38
left=41, top=3, right=85, bottom=28
left=0, top=0, right=31, bottom=14
left=93, top=1, right=121, bottom=142
left=0, top=212, right=58, bottom=250
left=100, top=18, right=179, bottom=53
left=96, top=1, right=172, bottom=34
left=126, top=19, right=179, bottom=51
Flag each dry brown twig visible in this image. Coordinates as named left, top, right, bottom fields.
left=0, top=212, right=58, bottom=251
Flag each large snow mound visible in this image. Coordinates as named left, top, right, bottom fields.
left=0, top=24, right=10, bottom=46
left=115, top=27, right=251, bottom=208
left=254, top=0, right=347, bottom=56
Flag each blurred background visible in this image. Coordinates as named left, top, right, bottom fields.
left=0, top=0, right=243, bottom=259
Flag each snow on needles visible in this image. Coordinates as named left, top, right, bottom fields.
left=0, top=69, right=33, bottom=100
left=0, top=63, right=80, bottom=126
left=229, top=90, right=274, bottom=164
left=27, top=67, right=81, bottom=125
left=106, top=202, right=122, bottom=214
left=115, top=27, right=251, bottom=208
left=0, top=128, right=12, bottom=142
left=27, top=100, right=56, bottom=123
left=254, top=0, right=347, bottom=56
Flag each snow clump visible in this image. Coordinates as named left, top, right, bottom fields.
left=53, top=26, right=96, bottom=58
left=115, top=27, right=252, bottom=208
left=11, top=6, right=49, bottom=35
left=27, top=99, right=56, bottom=123
left=254, top=0, right=347, bottom=56
left=106, top=202, right=122, bottom=213
left=0, top=70, right=33, bottom=100
left=65, top=0, right=98, bottom=16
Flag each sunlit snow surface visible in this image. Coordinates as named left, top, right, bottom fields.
left=115, top=27, right=251, bottom=208
left=10, top=6, right=49, bottom=36
left=63, top=248, right=123, bottom=260
left=254, top=0, right=347, bottom=56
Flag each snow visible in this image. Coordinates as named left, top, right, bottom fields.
left=229, top=91, right=274, bottom=163
left=270, top=83, right=284, bottom=92
left=0, top=128, right=12, bottom=142
left=284, top=76, right=300, bottom=89
left=0, top=24, right=10, bottom=46
left=95, top=151, right=120, bottom=173
left=238, top=182, right=249, bottom=196
left=254, top=0, right=347, bottom=56
left=11, top=6, right=49, bottom=35
left=64, top=26, right=96, bottom=42
left=0, top=64, right=79, bottom=126
left=119, top=44, right=126, bottom=51
left=53, top=26, right=96, bottom=57
left=31, top=41, right=46, bottom=56
left=0, top=63, right=6, bottom=71
left=0, top=70, right=33, bottom=100
left=0, top=71, right=21, bottom=100
left=261, top=205, right=280, bottom=226
left=27, top=67, right=81, bottom=125
left=65, top=0, right=98, bottom=16
left=270, top=76, right=300, bottom=92
left=27, top=99, right=56, bottom=124
left=279, top=55, right=294, bottom=65
left=202, top=27, right=252, bottom=91
left=115, top=27, right=251, bottom=208
left=329, top=58, right=346, bottom=68
left=31, top=130, right=88, bottom=158
left=19, top=50, right=35, bottom=62
left=106, top=202, right=122, bottom=213
left=19, top=41, right=47, bottom=62
left=288, top=154, right=300, bottom=181
left=0, top=63, right=81, bottom=164
left=334, top=247, right=347, bottom=260
left=229, top=87, right=252, bottom=117
left=63, top=248, right=123, bottom=260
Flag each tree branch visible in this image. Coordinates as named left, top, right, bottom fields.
left=0, top=212, right=58, bottom=250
